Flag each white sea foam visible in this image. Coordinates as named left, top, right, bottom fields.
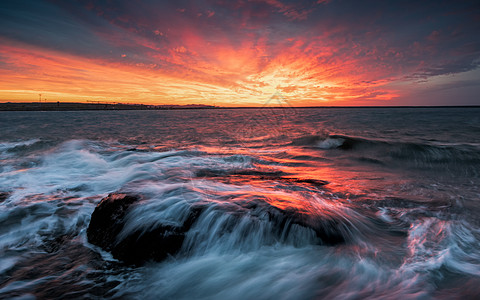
left=0, top=134, right=479, bottom=298
left=317, top=137, right=345, bottom=149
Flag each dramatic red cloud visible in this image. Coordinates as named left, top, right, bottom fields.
left=0, top=0, right=478, bottom=106
left=0, top=34, right=401, bottom=106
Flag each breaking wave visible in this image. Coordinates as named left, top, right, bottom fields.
left=291, top=133, right=480, bottom=175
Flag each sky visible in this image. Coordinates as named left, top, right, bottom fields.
left=0, top=0, right=479, bottom=106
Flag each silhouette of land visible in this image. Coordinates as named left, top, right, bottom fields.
left=0, top=102, right=216, bottom=111
left=1, top=102, right=479, bottom=111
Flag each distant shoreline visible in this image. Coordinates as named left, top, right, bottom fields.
left=0, top=102, right=479, bottom=111
left=0, top=102, right=216, bottom=111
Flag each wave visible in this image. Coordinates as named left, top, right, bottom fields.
left=292, top=134, right=480, bottom=174
left=1, top=138, right=480, bottom=298
left=0, top=138, right=44, bottom=158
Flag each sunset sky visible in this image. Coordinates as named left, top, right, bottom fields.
left=1, top=0, right=479, bottom=106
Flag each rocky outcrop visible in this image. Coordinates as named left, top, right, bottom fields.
left=87, top=193, right=139, bottom=253
left=87, top=193, right=203, bottom=265
left=87, top=192, right=346, bottom=265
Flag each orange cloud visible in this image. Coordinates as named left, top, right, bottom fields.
left=0, top=33, right=402, bottom=107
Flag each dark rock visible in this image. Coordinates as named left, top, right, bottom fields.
left=1, top=239, right=114, bottom=299
left=194, top=169, right=329, bottom=188
left=87, top=193, right=203, bottom=265
left=0, top=192, right=9, bottom=203
left=42, top=235, right=71, bottom=253
left=112, top=225, right=185, bottom=265
left=241, top=199, right=345, bottom=245
left=112, top=204, right=204, bottom=265
left=88, top=192, right=345, bottom=266
left=126, top=148, right=149, bottom=152
left=282, top=178, right=329, bottom=187
left=87, top=193, right=140, bottom=253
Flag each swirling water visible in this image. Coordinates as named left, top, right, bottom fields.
left=0, top=107, right=480, bottom=299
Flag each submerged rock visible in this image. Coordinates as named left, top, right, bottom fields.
left=194, top=169, right=329, bottom=187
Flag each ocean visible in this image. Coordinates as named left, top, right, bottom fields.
left=0, top=107, right=479, bottom=299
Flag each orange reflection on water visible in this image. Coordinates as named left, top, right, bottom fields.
left=193, top=143, right=404, bottom=217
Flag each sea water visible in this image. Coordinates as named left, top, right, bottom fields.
left=0, top=107, right=479, bottom=299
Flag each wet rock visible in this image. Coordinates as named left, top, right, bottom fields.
left=88, top=192, right=345, bottom=266
left=113, top=204, right=204, bottom=265
left=42, top=235, right=71, bottom=253
left=194, top=169, right=329, bottom=188
left=283, top=178, right=329, bottom=187
left=87, top=193, right=140, bottom=253
left=112, top=225, right=185, bottom=265
left=87, top=193, right=203, bottom=265
left=241, top=199, right=345, bottom=245
left=1, top=239, right=112, bottom=299
left=0, top=192, right=9, bottom=203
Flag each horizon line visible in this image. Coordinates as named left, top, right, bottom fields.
left=1, top=101, right=480, bottom=110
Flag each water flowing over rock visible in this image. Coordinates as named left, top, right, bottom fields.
left=87, top=191, right=347, bottom=265
left=87, top=193, right=203, bottom=265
